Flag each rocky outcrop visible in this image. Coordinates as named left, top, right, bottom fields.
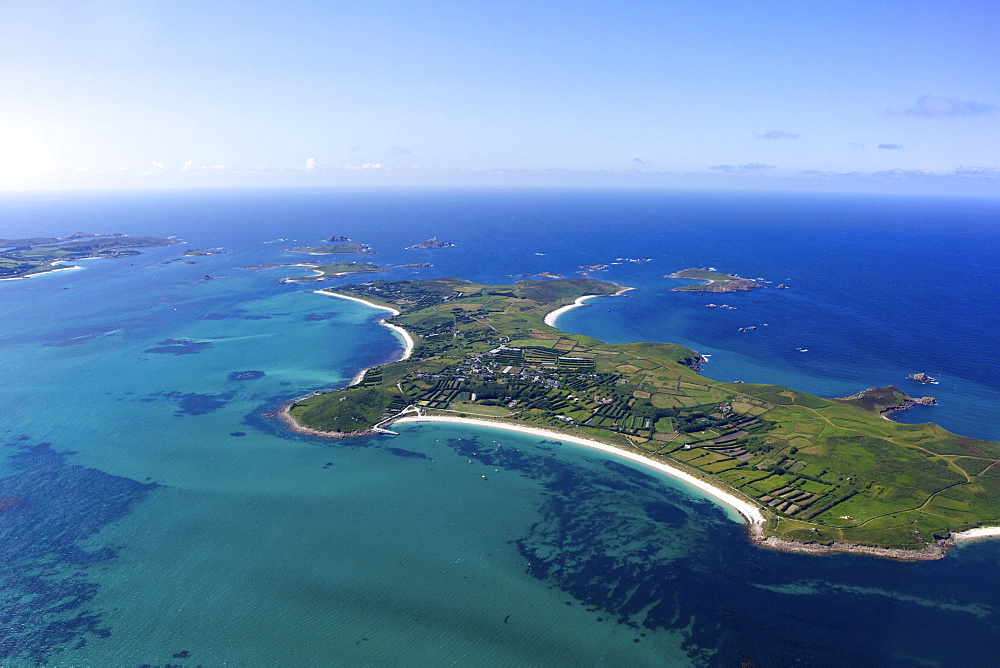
left=754, top=536, right=949, bottom=561
left=680, top=355, right=709, bottom=372
left=406, top=237, right=455, bottom=249
left=880, top=396, right=937, bottom=419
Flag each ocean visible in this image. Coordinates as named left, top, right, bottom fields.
left=0, top=188, right=997, bottom=665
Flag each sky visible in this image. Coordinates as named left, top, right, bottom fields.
left=1, top=0, right=998, bottom=194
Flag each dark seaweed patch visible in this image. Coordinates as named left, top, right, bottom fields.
left=643, top=501, right=688, bottom=527
left=228, top=370, right=265, bottom=381
left=152, top=391, right=235, bottom=416
left=384, top=447, right=428, bottom=459
left=176, top=392, right=233, bottom=415
left=0, top=440, right=158, bottom=664
left=439, top=434, right=886, bottom=666
left=201, top=308, right=288, bottom=320
left=304, top=312, right=338, bottom=321
left=143, top=338, right=212, bottom=355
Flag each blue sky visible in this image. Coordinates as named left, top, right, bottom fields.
left=1, top=0, right=998, bottom=193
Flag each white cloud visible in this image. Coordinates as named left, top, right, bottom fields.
left=181, top=160, right=194, bottom=172
left=710, top=162, right=777, bottom=172
left=341, top=162, right=385, bottom=170
left=905, top=95, right=997, bottom=118
left=305, top=157, right=317, bottom=171
left=755, top=129, right=799, bottom=140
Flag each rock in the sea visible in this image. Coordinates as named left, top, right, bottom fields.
left=908, top=372, right=937, bottom=384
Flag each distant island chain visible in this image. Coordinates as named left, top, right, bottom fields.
left=280, top=275, right=1000, bottom=560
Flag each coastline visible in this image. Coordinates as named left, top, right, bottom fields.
left=313, top=290, right=414, bottom=362
left=543, top=287, right=632, bottom=328
left=391, top=414, right=766, bottom=531
left=386, top=417, right=1000, bottom=560
left=952, top=526, right=1000, bottom=542
left=277, top=400, right=382, bottom=439
left=282, top=286, right=1000, bottom=562
left=0, top=264, right=82, bottom=281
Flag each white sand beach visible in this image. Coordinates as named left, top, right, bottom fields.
left=0, top=265, right=82, bottom=281
left=543, top=295, right=598, bottom=327
left=952, top=526, right=1000, bottom=543
left=543, top=287, right=633, bottom=328
left=392, top=414, right=765, bottom=531
left=314, top=290, right=414, bottom=361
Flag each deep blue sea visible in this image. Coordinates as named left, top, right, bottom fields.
left=0, top=188, right=997, bottom=666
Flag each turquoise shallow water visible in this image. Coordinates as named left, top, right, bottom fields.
left=0, top=188, right=998, bottom=665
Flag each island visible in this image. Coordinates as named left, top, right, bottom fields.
left=908, top=372, right=939, bottom=384
left=515, top=272, right=565, bottom=279
left=281, top=277, right=1000, bottom=559
left=284, top=243, right=373, bottom=255
left=406, top=237, right=455, bottom=249
left=278, top=261, right=382, bottom=282
left=667, top=267, right=765, bottom=292
left=0, top=234, right=179, bottom=280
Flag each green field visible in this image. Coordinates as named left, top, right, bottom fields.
left=289, top=277, right=1000, bottom=552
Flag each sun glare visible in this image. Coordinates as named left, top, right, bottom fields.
left=0, top=115, right=62, bottom=185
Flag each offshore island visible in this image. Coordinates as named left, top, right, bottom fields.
left=280, top=277, right=1000, bottom=560
left=668, top=267, right=766, bottom=292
